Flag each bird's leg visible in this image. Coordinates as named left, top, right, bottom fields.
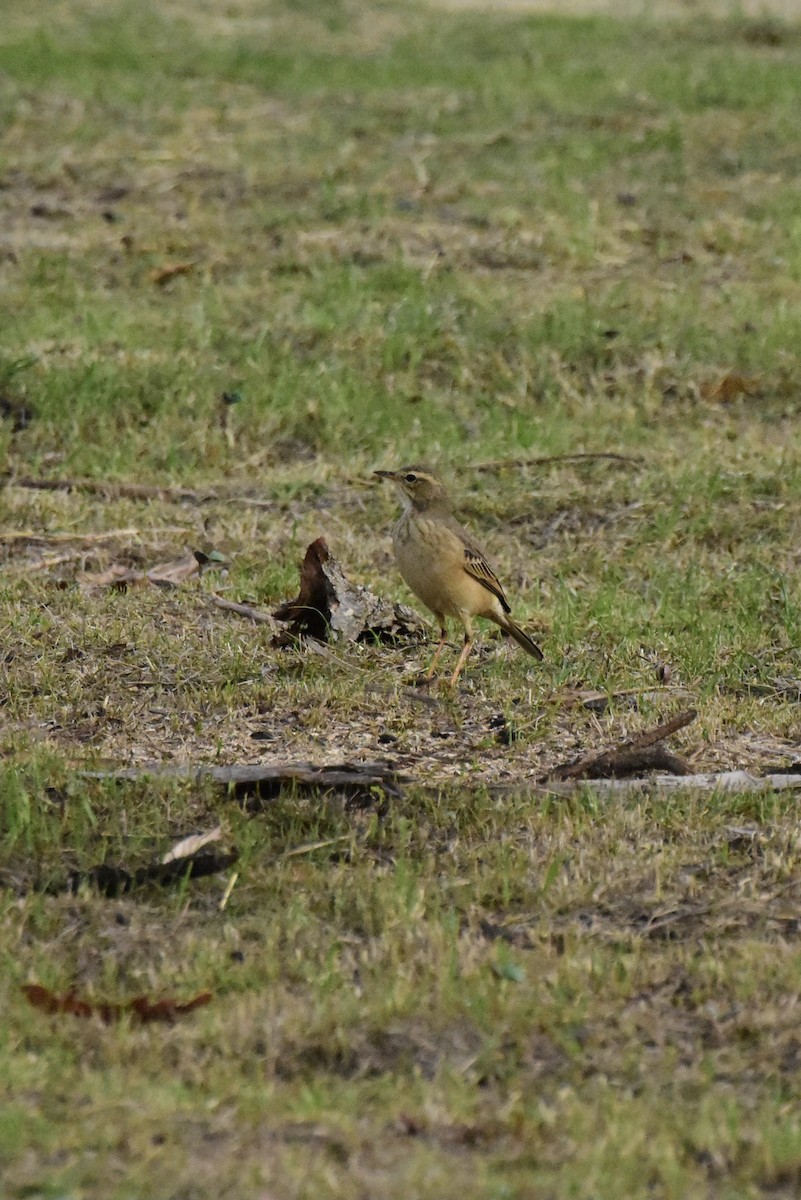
left=425, top=620, right=449, bottom=679
left=448, top=620, right=474, bottom=687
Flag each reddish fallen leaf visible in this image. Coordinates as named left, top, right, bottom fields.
left=23, top=983, right=212, bottom=1023
left=128, top=992, right=213, bottom=1022
left=701, top=373, right=760, bottom=403
left=23, top=984, right=93, bottom=1018
left=150, top=261, right=195, bottom=286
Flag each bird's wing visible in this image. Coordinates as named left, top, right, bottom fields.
left=440, top=515, right=511, bottom=614
left=462, top=544, right=511, bottom=613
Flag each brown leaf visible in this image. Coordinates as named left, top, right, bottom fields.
left=150, top=261, right=195, bottom=286
left=147, top=552, right=200, bottom=587
left=80, top=564, right=145, bottom=590
left=701, top=373, right=760, bottom=403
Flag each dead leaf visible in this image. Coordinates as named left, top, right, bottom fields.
left=81, top=549, right=225, bottom=591
left=80, top=563, right=145, bottom=590
left=273, top=537, right=335, bottom=640
left=147, top=552, right=200, bottom=587
left=701, top=373, right=761, bottom=403
left=162, top=825, right=222, bottom=865
left=150, top=261, right=195, bottom=286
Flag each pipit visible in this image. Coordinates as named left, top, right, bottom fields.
left=374, top=465, right=543, bottom=686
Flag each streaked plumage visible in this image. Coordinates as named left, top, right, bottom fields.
left=374, top=464, right=543, bottom=685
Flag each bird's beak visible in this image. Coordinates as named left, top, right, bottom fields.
left=373, top=470, right=395, bottom=480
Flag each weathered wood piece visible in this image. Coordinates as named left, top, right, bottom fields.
left=542, top=709, right=697, bottom=782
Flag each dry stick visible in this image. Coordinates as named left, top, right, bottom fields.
left=8, top=476, right=214, bottom=503
left=542, top=708, right=698, bottom=783
left=623, top=708, right=698, bottom=752
left=0, top=527, right=144, bottom=544
left=474, top=452, right=644, bottom=473
left=554, top=685, right=695, bottom=710
left=83, top=761, right=406, bottom=802
left=209, top=594, right=275, bottom=625
left=81, top=760, right=801, bottom=807
left=210, top=595, right=377, bottom=678
left=539, top=772, right=801, bottom=799
left=7, top=476, right=280, bottom=509
left=10, top=552, right=90, bottom=574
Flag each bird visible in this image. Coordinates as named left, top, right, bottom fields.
left=373, top=464, right=543, bottom=686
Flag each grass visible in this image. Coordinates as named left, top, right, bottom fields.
left=2, top=0, right=801, bottom=1195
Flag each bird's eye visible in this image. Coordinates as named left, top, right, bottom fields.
left=405, top=473, right=417, bottom=483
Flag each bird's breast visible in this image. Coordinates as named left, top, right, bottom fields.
left=392, top=513, right=486, bottom=619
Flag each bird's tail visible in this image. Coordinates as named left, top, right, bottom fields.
left=498, top=615, right=544, bottom=662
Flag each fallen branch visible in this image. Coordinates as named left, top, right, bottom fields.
left=623, top=709, right=697, bottom=752
left=540, top=771, right=801, bottom=798
left=273, top=537, right=427, bottom=646
left=83, top=760, right=406, bottom=803
left=70, top=759, right=801, bottom=814
left=210, top=594, right=276, bottom=625
left=542, top=709, right=697, bottom=782
left=475, top=452, right=643, bottom=474
left=8, top=476, right=218, bottom=503
left=6, top=474, right=288, bottom=511
left=0, top=527, right=142, bottom=544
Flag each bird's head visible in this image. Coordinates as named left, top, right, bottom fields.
left=373, top=465, right=450, bottom=512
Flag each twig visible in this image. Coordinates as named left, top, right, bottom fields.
left=218, top=870, right=239, bottom=911
left=8, top=551, right=87, bottom=574
left=0, top=527, right=142, bottom=544
left=542, top=709, right=697, bottom=782
left=6, top=475, right=287, bottom=511
left=7, top=476, right=216, bottom=503
left=623, top=709, right=697, bottom=752
left=283, top=835, right=352, bottom=859
left=539, top=772, right=801, bottom=798
left=474, top=452, right=644, bottom=473
left=210, top=594, right=275, bottom=625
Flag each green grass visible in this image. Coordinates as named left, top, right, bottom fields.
left=2, top=0, right=801, bottom=1195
